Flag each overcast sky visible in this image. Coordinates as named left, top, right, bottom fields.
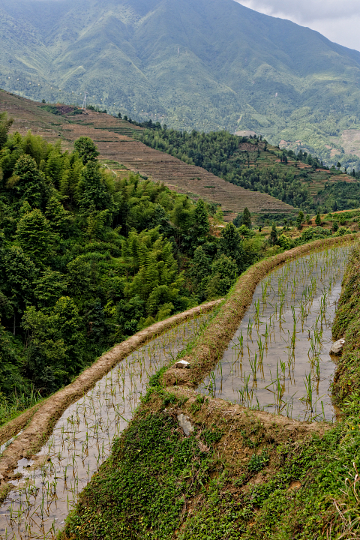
left=237, top=0, right=360, bottom=52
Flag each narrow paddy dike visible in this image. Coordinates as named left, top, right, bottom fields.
left=0, top=301, right=221, bottom=484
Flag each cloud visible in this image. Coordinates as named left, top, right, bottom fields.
left=237, top=0, right=360, bottom=51
left=238, top=0, right=360, bottom=23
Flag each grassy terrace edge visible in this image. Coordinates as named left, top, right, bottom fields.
left=332, top=243, right=360, bottom=410
left=163, top=233, right=360, bottom=390
left=0, top=299, right=222, bottom=486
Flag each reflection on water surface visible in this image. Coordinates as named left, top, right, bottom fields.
left=199, top=247, right=351, bottom=422
left=0, top=315, right=211, bottom=539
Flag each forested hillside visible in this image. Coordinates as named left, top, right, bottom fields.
left=0, top=113, right=272, bottom=423
left=138, top=127, right=360, bottom=214
left=2, top=0, right=360, bottom=165
left=0, top=90, right=298, bottom=222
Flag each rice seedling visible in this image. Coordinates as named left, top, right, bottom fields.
left=254, top=299, right=261, bottom=324
left=0, top=313, right=214, bottom=539
left=265, top=364, right=286, bottom=413
left=249, top=353, right=258, bottom=382
left=238, top=373, right=254, bottom=407
left=247, top=318, right=253, bottom=339
left=199, top=245, right=351, bottom=424
left=232, top=332, right=244, bottom=355
left=261, top=279, right=270, bottom=304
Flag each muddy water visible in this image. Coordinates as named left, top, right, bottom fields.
left=0, top=315, right=211, bottom=540
left=199, top=246, right=351, bottom=421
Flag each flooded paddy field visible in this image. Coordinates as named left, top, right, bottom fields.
left=0, top=315, right=211, bottom=540
left=199, top=246, right=351, bottom=422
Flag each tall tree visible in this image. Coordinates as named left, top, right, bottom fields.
left=11, top=155, right=49, bottom=208
left=242, top=207, right=252, bottom=229
left=78, top=162, right=113, bottom=212
left=296, top=211, right=304, bottom=230
left=15, top=209, right=56, bottom=265
left=193, top=199, right=210, bottom=239
left=0, top=246, right=38, bottom=334
left=269, top=223, right=278, bottom=245
left=219, top=222, right=244, bottom=273
left=0, top=112, right=13, bottom=150
left=74, top=137, right=99, bottom=164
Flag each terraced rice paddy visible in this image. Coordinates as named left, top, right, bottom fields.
left=199, top=246, right=351, bottom=421
left=0, top=315, right=211, bottom=540
left=0, top=245, right=352, bottom=538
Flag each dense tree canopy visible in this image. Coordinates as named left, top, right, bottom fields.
left=0, top=125, right=266, bottom=422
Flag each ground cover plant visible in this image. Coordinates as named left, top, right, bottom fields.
left=332, top=242, right=360, bottom=410
left=60, top=384, right=360, bottom=540
left=138, top=128, right=359, bottom=214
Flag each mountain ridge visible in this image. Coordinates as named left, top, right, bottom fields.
left=2, top=0, right=360, bottom=166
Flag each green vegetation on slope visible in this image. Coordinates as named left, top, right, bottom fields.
left=61, top=384, right=360, bottom=539
left=0, top=113, right=282, bottom=425
left=61, top=240, right=360, bottom=540
left=138, top=127, right=360, bottom=214
left=332, top=242, right=360, bottom=407
left=2, top=0, right=360, bottom=164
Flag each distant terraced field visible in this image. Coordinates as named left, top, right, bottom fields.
left=0, top=90, right=297, bottom=221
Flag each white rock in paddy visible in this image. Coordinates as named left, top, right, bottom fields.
left=177, top=414, right=194, bottom=436
left=174, top=360, right=190, bottom=369
left=330, top=339, right=345, bottom=355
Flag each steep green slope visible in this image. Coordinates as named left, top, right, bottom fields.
left=2, top=0, right=360, bottom=164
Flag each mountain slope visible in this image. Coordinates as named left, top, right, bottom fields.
left=0, top=89, right=296, bottom=219
left=2, top=0, right=360, bottom=164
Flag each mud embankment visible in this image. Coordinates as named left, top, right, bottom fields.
left=0, top=300, right=221, bottom=482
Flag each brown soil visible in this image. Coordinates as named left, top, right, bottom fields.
left=163, top=234, right=360, bottom=389
left=170, top=387, right=330, bottom=448
left=238, top=142, right=258, bottom=152
left=0, top=300, right=221, bottom=483
left=330, top=175, right=356, bottom=183
left=176, top=388, right=328, bottom=507
left=140, top=386, right=329, bottom=510
left=0, top=402, right=44, bottom=447
left=58, top=114, right=295, bottom=220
